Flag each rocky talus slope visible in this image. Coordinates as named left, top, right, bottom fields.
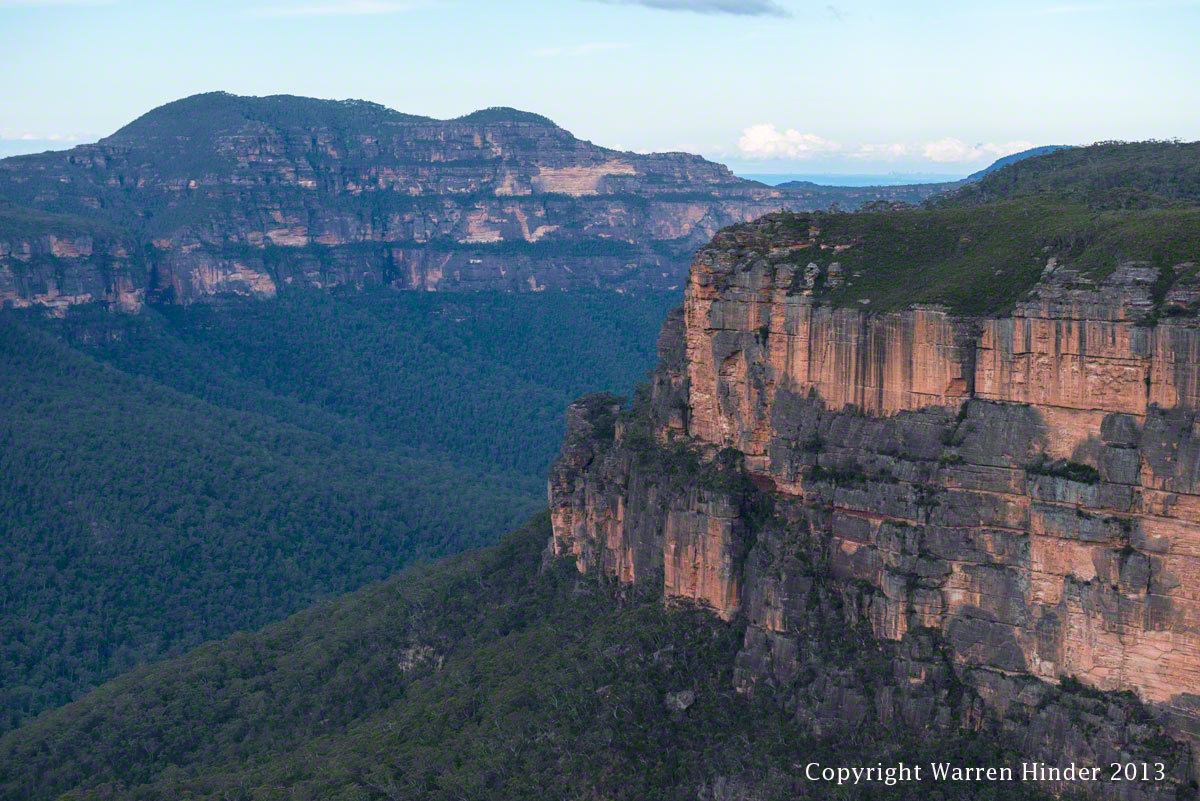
left=549, top=213, right=1200, bottom=799
left=0, top=92, right=948, bottom=311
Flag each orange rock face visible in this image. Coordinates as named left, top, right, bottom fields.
left=0, top=232, right=140, bottom=312
left=685, top=245, right=976, bottom=464
left=660, top=493, right=745, bottom=618
left=549, top=225, right=1200, bottom=771
left=548, top=398, right=750, bottom=619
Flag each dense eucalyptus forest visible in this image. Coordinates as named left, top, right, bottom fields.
left=0, top=287, right=677, bottom=731
left=0, top=514, right=1056, bottom=801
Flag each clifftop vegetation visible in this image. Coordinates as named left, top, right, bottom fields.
left=104, top=91, right=433, bottom=144
left=452, top=106, right=558, bottom=126
left=711, top=141, right=1200, bottom=316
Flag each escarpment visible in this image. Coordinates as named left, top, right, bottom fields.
left=549, top=210, right=1200, bottom=797
left=0, top=92, right=950, bottom=310
left=0, top=227, right=149, bottom=312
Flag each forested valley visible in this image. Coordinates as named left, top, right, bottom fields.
left=0, top=287, right=677, bottom=731
left=0, top=514, right=1055, bottom=801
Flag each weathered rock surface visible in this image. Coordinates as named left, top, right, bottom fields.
left=0, top=92, right=950, bottom=310
left=549, top=214, right=1200, bottom=797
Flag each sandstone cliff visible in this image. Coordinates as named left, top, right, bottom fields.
left=0, top=92, right=949, bottom=310
left=549, top=210, right=1200, bottom=798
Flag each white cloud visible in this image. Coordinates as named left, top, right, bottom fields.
left=851, top=142, right=908, bottom=160
left=922, top=138, right=978, bottom=163
left=737, top=124, right=841, bottom=160
left=532, top=42, right=630, bottom=57
left=248, top=0, right=427, bottom=17
left=981, top=140, right=1035, bottom=157
left=921, top=137, right=1034, bottom=163
left=734, top=130, right=1036, bottom=166
left=683, top=143, right=729, bottom=156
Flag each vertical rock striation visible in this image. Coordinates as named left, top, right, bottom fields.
left=549, top=214, right=1200, bottom=797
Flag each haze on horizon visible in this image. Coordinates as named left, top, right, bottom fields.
left=1, top=0, right=1197, bottom=178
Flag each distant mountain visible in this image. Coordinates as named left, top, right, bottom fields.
left=0, top=92, right=950, bottom=311
left=739, top=172, right=963, bottom=187
left=774, top=177, right=960, bottom=206
left=765, top=148, right=1072, bottom=198
left=963, top=145, right=1072, bottom=182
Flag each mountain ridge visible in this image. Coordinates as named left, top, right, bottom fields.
left=0, top=92, right=955, bottom=311
left=939, top=140, right=1200, bottom=208
left=100, top=91, right=435, bottom=143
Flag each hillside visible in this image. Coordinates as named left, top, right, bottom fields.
left=0, top=287, right=675, bottom=732
left=939, top=140, right=1200, bottom=208
left=0, top=513, right=1059, bottom=801
left=0, top=91, right=951, bottom=310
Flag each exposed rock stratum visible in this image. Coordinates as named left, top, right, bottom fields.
left=550, top=213, right=1200, bottom=799
left=0, top=92, right=949, bottom=311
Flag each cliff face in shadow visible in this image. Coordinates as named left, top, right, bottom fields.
left=549, top=208, right=1200, bottom=799
left=0, top=92, right=950, bottom=311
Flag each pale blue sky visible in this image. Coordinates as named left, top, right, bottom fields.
left=2, top=0, right=1197, bottom=176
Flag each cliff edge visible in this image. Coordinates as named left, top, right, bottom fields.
left=549, top=148, right=1200, bottom=798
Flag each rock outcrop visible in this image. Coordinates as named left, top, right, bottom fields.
left=0, top=228, right=147, bottom=313
left=0, top=92, right=950, bottom=310
left=549, top=213, right=1200, bottom=798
